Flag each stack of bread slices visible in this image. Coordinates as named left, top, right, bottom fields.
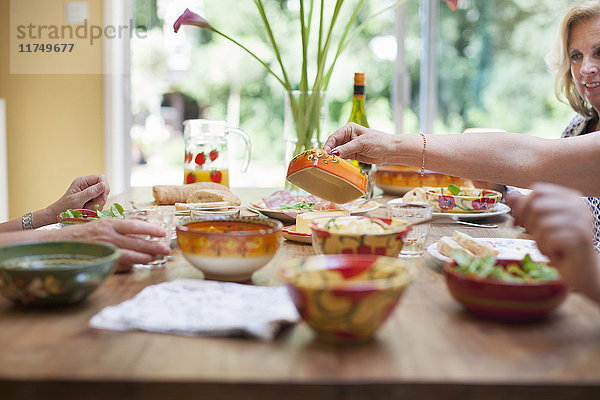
left=438, top=231, right=499, bottom=258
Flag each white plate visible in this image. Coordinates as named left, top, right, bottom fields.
left=427, top=237, right=549, bottom=264
left=36, top=223, right=62, bottom=231
left=247, top=200, right=381, bottom=223
left=386, top=198, right=511, bottom=220
left=281, top=225, right=312, bottom=244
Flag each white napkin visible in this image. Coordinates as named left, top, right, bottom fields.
left=90, top=279, right=300, bottom=340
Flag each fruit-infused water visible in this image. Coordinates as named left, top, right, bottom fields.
left=183, top=120, right=251, bottom=188
left=184, top=168, right=229, bottom=186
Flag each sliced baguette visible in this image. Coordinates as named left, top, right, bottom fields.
left=437, top=236, right=474, bottom=258
left=452, top=231, right=499, bottom=257
left=186, top=189, right=241, bottom=206
left=153, top=182, right=230, bottom=205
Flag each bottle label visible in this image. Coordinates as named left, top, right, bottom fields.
left=353, top=85, right=365, bottom=95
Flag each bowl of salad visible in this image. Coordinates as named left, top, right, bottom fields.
left=426, top=185, right=502, bottom=213
left=58, top=203, right=125, bottom=226
left=444, top=251, right=568, bottom=322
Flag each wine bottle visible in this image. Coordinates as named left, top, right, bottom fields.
left=347, top=72, right=374, bottom=198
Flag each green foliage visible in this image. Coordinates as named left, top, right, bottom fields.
left=132, top=0, right=577, bottom=173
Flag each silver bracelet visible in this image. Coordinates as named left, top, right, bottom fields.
left=22, top=211, right=34, bottom=230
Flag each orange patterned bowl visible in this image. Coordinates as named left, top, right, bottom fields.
left=310, top=216, right=409, bottom=257
left=176, top=216, right=282, bottom=282
left=286, top=149, right=368, bottom=204
left=279, top=254, right=413, bottom=344
left=374, top=165, right=470, bottom=195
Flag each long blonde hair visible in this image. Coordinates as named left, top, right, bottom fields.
left=547, top=0, right=600, bottom=119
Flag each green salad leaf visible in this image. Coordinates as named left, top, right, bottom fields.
left=449, top=250, right=559, bottom=283
left=59, top=203, right=125, bottom=221
left=279, top=200, right=317, bottom=210
left=448, top=184, right=462, bottom=196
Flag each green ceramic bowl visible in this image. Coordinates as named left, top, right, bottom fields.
left=0, top=241, right=120, bottom=305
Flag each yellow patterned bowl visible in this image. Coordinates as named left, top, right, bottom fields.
left=279, top=254, right=413, bottom=344
left=310, top=216, right=410, bottom=257
left=426, top=187, right=502, bottom=213
left=177, top=216, right=282, bottom=282
left=374, top=165, right=470, bottom=195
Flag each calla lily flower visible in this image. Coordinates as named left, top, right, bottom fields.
left=173, top=8, right=212, bottom=33
left=444, top=0, right=459, bottom=12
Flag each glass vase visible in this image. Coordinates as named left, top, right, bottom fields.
left=284, top=90, right=328, bottom=190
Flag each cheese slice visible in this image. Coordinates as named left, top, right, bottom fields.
left=296, top=210, right=351, bottom=234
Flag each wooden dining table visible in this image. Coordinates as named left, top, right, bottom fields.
left=1, top=186, right=599, bottom=400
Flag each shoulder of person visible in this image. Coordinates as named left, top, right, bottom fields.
left=562, top=114, right=592, bottom=138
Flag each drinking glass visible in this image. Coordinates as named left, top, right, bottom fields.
left=124, top=207, right=174, bottom=267
left=386, top=202, right=434, bottom=257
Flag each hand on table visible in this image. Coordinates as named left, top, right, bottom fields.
left=507, top=183, right=600, bottom=303
left=57, top=218, right=171, bottom=273
left=323, top=123, right=397, bottom=165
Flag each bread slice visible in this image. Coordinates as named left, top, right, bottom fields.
left=153, top=182, right=230, bottom=205
left=452, top=231, right=499, bottom=257
left=437, top=236, right=474, bottom=258
left=402, top=187, right=431, bottom=203
left=186, top=189, right=241, bottom=206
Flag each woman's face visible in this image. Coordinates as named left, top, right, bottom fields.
left=570, top=16, right=600, bottom=114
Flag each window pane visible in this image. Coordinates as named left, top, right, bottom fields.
left=434, top=0, right=573, bottom=137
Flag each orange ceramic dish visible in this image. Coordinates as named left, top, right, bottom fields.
left=286, top=149, right=367, bottom=204
left=374, top=165, right=470, bottom=195
left=279, top=254, right=413, bottom=343
left=177, top=217, right=282, bottom=282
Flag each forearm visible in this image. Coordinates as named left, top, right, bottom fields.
left=0, top=208, right=58, bottom=233
left=0, top=228, right=57, bottom=246
left=386, top=132, right=600, bottom=196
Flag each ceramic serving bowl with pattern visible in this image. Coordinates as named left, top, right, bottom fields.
left=177, top=216, right=283, bottom=282
left=279, top=254, right=413, bottom=344
left=425, top=187, right=502, bottom=213
left=374, top=165, right=470, bottom=195
left=444, top=259, right=568, bottom=322
left=0, top=241, right=120, bottom=306
left=286, top=149, right=368, bottom=204
left=310, top=216, right=409, bottom=257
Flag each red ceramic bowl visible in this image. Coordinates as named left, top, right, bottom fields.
left=57, top=209, right=98, bottom=225
left=444, top=259, right=568, bottom=322
left=279, top=254, right=413, bottom=343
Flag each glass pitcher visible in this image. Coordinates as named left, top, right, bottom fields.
left=183, top=119, right=251, bottom=187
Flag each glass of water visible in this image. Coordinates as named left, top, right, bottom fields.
left=386, top=202, right=434, bottom=257
left=124, top=207, right=173, bottom=267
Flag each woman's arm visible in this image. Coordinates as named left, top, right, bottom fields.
left=0, top=175, right=110, bottom=232
left=0, top=219, right=170, bottom=273
left=324, top=124, right=600, bottom=196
